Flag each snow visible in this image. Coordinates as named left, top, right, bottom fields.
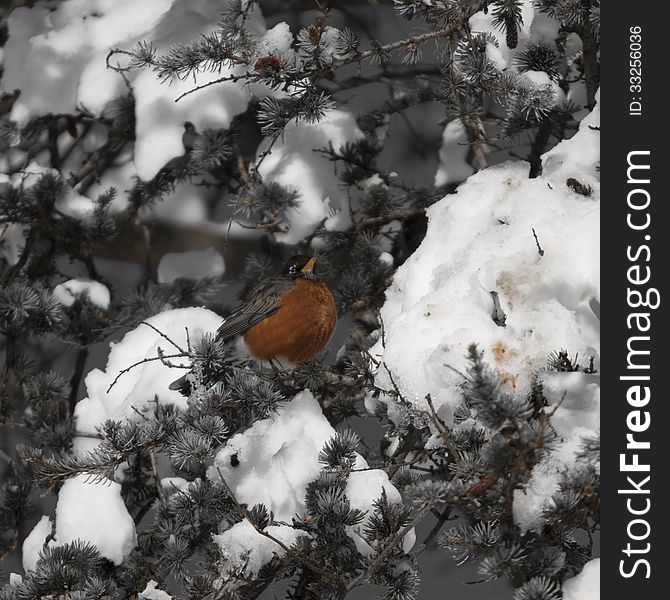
left=24, top=475, right=136, bottom=566
left=132, top=67, right=249, bottom=180
left=139, top=580, right=173, bottom=600
left=514, top=371, right=599, bottom=531
left=254, top=21, right=295, bottom=60
left=210, top=390, right=336, bottom=521
left=56, top=188, right=96, bottom=221
left=434, top=120, right=475, bottom=186
left=347, top=469, right=416, bottom=555
left=74, top=307, right=223, bottom=441
left=3, top=0, right=260, bottom=180
left=257, top=109, right=364, bottom=245
left=209, top=389, right=410, bottom=576
left=372, top=96, right=600, bottom=527
left=157, top=247, right=225, bottom=283
left=22, top=515, right=53, bottom=573
left=562, top=558, right=599, bottom=600
left=469, top=0, right=536, bottom=66
left=53, top=278, right=111, bottom=309
left=214, top=520, right=304, bottom=578
left=141, top=180, right=211, bottom=225
left=2, top=3, right=367, bottom=250
left=542, top=90, right=600, bottom=185
left=4, top=0, right=173, bottom=123
left=0, top=223, right=25, bottom=267
left=435, top=2, right=576, bottom=188
left=161, top=476, right=190, bottom=494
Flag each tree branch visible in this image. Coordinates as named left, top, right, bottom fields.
left=347, top=501, right=435, bottom=591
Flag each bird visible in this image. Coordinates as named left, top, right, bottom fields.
left=169, top=255, right=337, bottom=394
left=182, top=121, right=198, bottom=152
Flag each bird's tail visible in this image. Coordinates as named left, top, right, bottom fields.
left=168, top=374, right=192, bottom=396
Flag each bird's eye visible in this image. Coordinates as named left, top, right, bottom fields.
left=289, top=265, right=297, bottom=274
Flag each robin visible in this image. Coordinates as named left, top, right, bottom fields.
left=169, top=255, right=337, bottom=393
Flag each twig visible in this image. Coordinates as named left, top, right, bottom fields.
left=134, top=497, right=156, bottom=526
left=443, top=363, right=468, bottom=380
left=139, top=321, right=186, bottom=353
left=422, top=508, right=452, bottom=549
left=157, top=347, right=191, bottom=369
left=382, top=361, right=409, bottom=406
left=571, top=23, right=600, bottom=109
left=185, top=327, right=192, bottom=353
left=150, top=448, right=167, bottom=508
left=174, top=71, right=252, bottom=102
left=235, top=218, right=285, bottom=232
left=249, top=133, right=280, bottom=176
left=528, top=119, right=553, bottom=178
left=105, top=48, right=136, bottom=72
left=531, top=228, right=545, bottom=257
left=74, top=432, right=103, bottom=440
left=424, top=393, right=448, bottom=431
left=502, top=393, right=567, bottom=526
left=106, top=352, right=189, bottom=393
left=131, top=405, right=150, bottom=421
left=490, top=290, right=507, bottom=327
left=545, top=390, right=568, bottom=419
left=320, top=65, right=443, bottom=92
left=68, top=345, right=89, bottom=414
left=357, top=207, right=426, bottom=228
left=425, top=393, right=460, bottom=464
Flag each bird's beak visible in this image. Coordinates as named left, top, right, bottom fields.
left=301, top=257, right=317, bottom=273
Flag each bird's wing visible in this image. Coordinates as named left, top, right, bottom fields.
left=216, top=277, right=293, bottom=341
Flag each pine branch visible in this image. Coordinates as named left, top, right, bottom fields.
left=334, top=1, right=491, bottom=69
left=424, top=393, right=461, bottom=465
left=68, top=345, right=89, bottom=414
left=215, top=467, right=340, bottom=584
left=347, top=500, right=435, bottom=591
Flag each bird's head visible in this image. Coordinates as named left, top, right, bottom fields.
left=284, top=255, right=318, bottom=279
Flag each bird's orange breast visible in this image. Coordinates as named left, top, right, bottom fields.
left=243, top=278, right=337, bottom=363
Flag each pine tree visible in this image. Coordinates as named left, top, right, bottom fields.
left=0, top=1, right=598, bottom=598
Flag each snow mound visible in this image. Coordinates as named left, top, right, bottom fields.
left=372, top=97, right=600, bottom=526
left=210, top=390, right=335, bottom=521
left=53, top=278, right=111, bottom=309
left=434, top=120, right=475, bottom=186
left=347, top=469, right=416, bottom=555
left=254, top=21, right=296, bottom=61
left=257, top=109, right=363, bottom=245
left=74, top=307, right=223, bottom=439
left=22, top=515, right=53, bottom=573
left=22, top=476, right=136, bottom=568
left=373, top=97, right=599, bottom=413
left=209, top=389, right=409, bottom=576
left=562, top=558, right=599, bottom=600
left=157, top=247, right=225, bottom=283
left=214, top=520, right=304, bottom=578
left=55, top=475, right=136, bottom=564
left=139, top=580, right=173, bottom=600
